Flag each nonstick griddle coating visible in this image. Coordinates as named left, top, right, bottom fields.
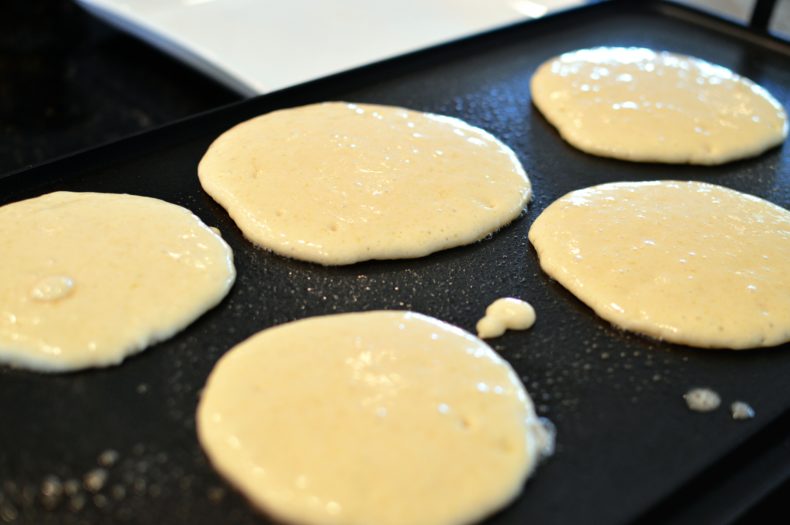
left=0, top=2, right=788, bottom=524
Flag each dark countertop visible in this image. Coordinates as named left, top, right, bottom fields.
left=0, top=0, right=242, bottom=176
left=0, top=1, right=786, bottom=523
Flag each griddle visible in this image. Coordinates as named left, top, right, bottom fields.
left=1, top=1, right=788, bottom=523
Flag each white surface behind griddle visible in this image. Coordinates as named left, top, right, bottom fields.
left=75, top=0, right=583, bottom=96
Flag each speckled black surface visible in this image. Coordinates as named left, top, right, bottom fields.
left=0, top=3, right=788, bottom=524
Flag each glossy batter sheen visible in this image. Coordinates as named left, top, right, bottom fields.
left=0, top=192, right=236, bottom=372
left=530, top=47, right=788, bottom=164
left=529, top=181, right=790, bottom=349
left=197, top=311, right=548, bottom=525
left=477, top=297, right=536, bottom=339
left=198, top=102, right=531, bottom=265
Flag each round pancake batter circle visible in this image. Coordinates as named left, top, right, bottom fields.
left=198, top=102, right=531, bottom=265
left=530, top=47, right=788, bottom=164
left=0, top=192, right=236, bottom=372
left=197, top=311, right=546, bottom=525
left=529, top=181, right=790, bottom=349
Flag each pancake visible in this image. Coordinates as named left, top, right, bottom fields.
left=198, top=102, right=531, bottom=265
left=0, top=191, right=235, bottom=372
left=528, top=181, right=790, bottom=349
left=197, top=311, right=550, bottom=525
left=530, top=47, right=787, bottom=164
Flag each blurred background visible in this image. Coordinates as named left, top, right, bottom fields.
left=0, top=0, right=787, bottom=176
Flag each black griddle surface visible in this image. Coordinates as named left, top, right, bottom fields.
left=1, top=2, right=789, bottom=524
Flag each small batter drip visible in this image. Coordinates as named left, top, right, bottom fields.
left=684, top=388, right=721, bottom=412
left=31, top=276, right=75, bottom=302
left=730, top=401, right=755, bottom=420
left=532, top=417, right=556, bottom=459
left=476, top=297, right=536, bottom=339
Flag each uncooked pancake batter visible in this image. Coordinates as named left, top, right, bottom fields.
left=684, top=388, right=721, bottom=412
left=197, top=311, right=549, bottom=525
left=198, top=102, right=531, bottom=265
left=730, top=401, right=755, bottom=420
left=529, top=181, right=790, bottom=349
left=530, top=47, right=787, bottom=164
left=0, top=192, right=236, bottom=372
left=477, top=297, right=536, bottom=339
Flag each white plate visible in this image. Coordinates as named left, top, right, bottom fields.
left=76, top=0, right=584, bottom=96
